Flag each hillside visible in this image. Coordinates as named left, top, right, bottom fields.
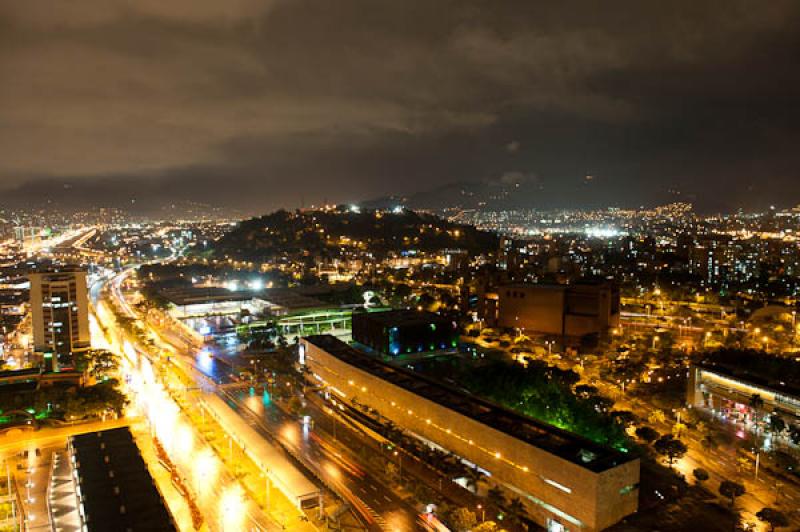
left=212, top=208, right=498, bottom=261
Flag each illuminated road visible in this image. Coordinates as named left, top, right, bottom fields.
left=112, top=274, right=428, bottom=530
left=223, top=384, right=421, bottom=531
left=150, top=315, right=421, bottom=530
left=97, top=261, right=464, bottom=531
left=575, top=363, right=800, bottom=530
left=92, top=269, right=293, bottom=531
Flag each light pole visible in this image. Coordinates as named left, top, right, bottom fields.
left=477, top=504, right=485, bottom=523
left=755, top=451, right=760, bottom=480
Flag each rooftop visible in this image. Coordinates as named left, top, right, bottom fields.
left=260, top=287, right=327, bottom=312
left=160, top=285, right=327, bottom=311
left=353, top=309, right=452, bottom=326
left=305, top=334, right=634, bottom=473
left=695, top=357, right=800, bottom=400
left=70, top=427, right=176, bottom=532
left=160, top=285, right=254, bottom=305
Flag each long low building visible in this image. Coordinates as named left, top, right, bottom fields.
left=201, top=393, right=320, bottom=510
left=688, top=362, right=800, bottom=424
left=301, top=335, right=639, bottom=532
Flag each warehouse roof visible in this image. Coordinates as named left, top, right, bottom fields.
left=70, top=427, right=176, bottom=531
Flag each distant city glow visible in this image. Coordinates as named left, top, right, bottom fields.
left=585, top=226, right=624, bottom=238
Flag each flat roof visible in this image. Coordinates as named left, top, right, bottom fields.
left=353, top=309, right=452, bottom=327
left=203, top=394, right=319, bottom=504
left=161, top=286, right=327, bottom=311
left=71, top=427, right=176, bottom=531
left=304, top=335, right=634, bottom=473
left=260, top=288, right=327, bottom=312
left=160, top=286, right=253, bottom=306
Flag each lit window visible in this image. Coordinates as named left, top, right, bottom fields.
left=542, top=477, right=572, bottom=494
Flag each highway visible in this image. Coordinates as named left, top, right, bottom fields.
left=91, top=267, right=296, bottom=531
left=135, top=296, right=423, bottom=529
left=221, top=383, right=421, bottom=531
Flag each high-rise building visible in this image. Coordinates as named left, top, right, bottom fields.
left=29, top=268, right=90, bottom=370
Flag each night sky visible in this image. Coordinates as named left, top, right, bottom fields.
left=2, top=1, right=800, bottom=213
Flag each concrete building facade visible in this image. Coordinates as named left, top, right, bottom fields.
left=351, top=309, right=458, bottom=356
left=481, top=280, right=620, bottom=338
left=29, top=269, right=90, bottom=369
left=301, top=335, right=639, bottom=532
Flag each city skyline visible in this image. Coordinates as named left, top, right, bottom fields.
left=4, top=3, right=800, bottom=531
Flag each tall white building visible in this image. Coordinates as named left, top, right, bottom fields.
left=29, top=269, right=90, bottom=370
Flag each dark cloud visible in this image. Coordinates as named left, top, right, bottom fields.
left=1, top=0, right=800, bottom=212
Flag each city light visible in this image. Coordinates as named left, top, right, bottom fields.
left=192, top=448, right=219, bottom=496
left=219, top=485, right=245, bottom=531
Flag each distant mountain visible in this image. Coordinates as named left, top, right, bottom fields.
left=0, top=177, right=242, bottom=219
left=363, top=177, right=704, bottom=213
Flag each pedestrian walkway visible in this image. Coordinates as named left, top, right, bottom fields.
left=49, top=449, right=81, bottom=532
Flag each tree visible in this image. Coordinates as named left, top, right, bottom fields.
left=448, top=507, right=477, bottom=532
left=487, top=485, right=506, bottom=509
left=574, top=384, right=599, bottom=399
left=648, top=409, right=667, bottom=424
left=80, top=350, right=119, bottom=380
left=506, top=497, right=526, bottom=524
left=719, top=480, right=745, bottom=508
left=749, top=394, right=764, bottom=424
left=756, top=508, right=789, bottom=532
left=471, top=522, right=500, bottom=532
left=790, top=425, right=800, bottom=446
left=635, top=426, right=660, bottom=444
left=610, top=410, right=637, bottom=428
left=463, top=466, right=487, bottom=493
left=693, top=468, right=709, bottom=485
left=768, top=414, right=786, bottom=436
left=654, top=435, right=688, bottom=468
